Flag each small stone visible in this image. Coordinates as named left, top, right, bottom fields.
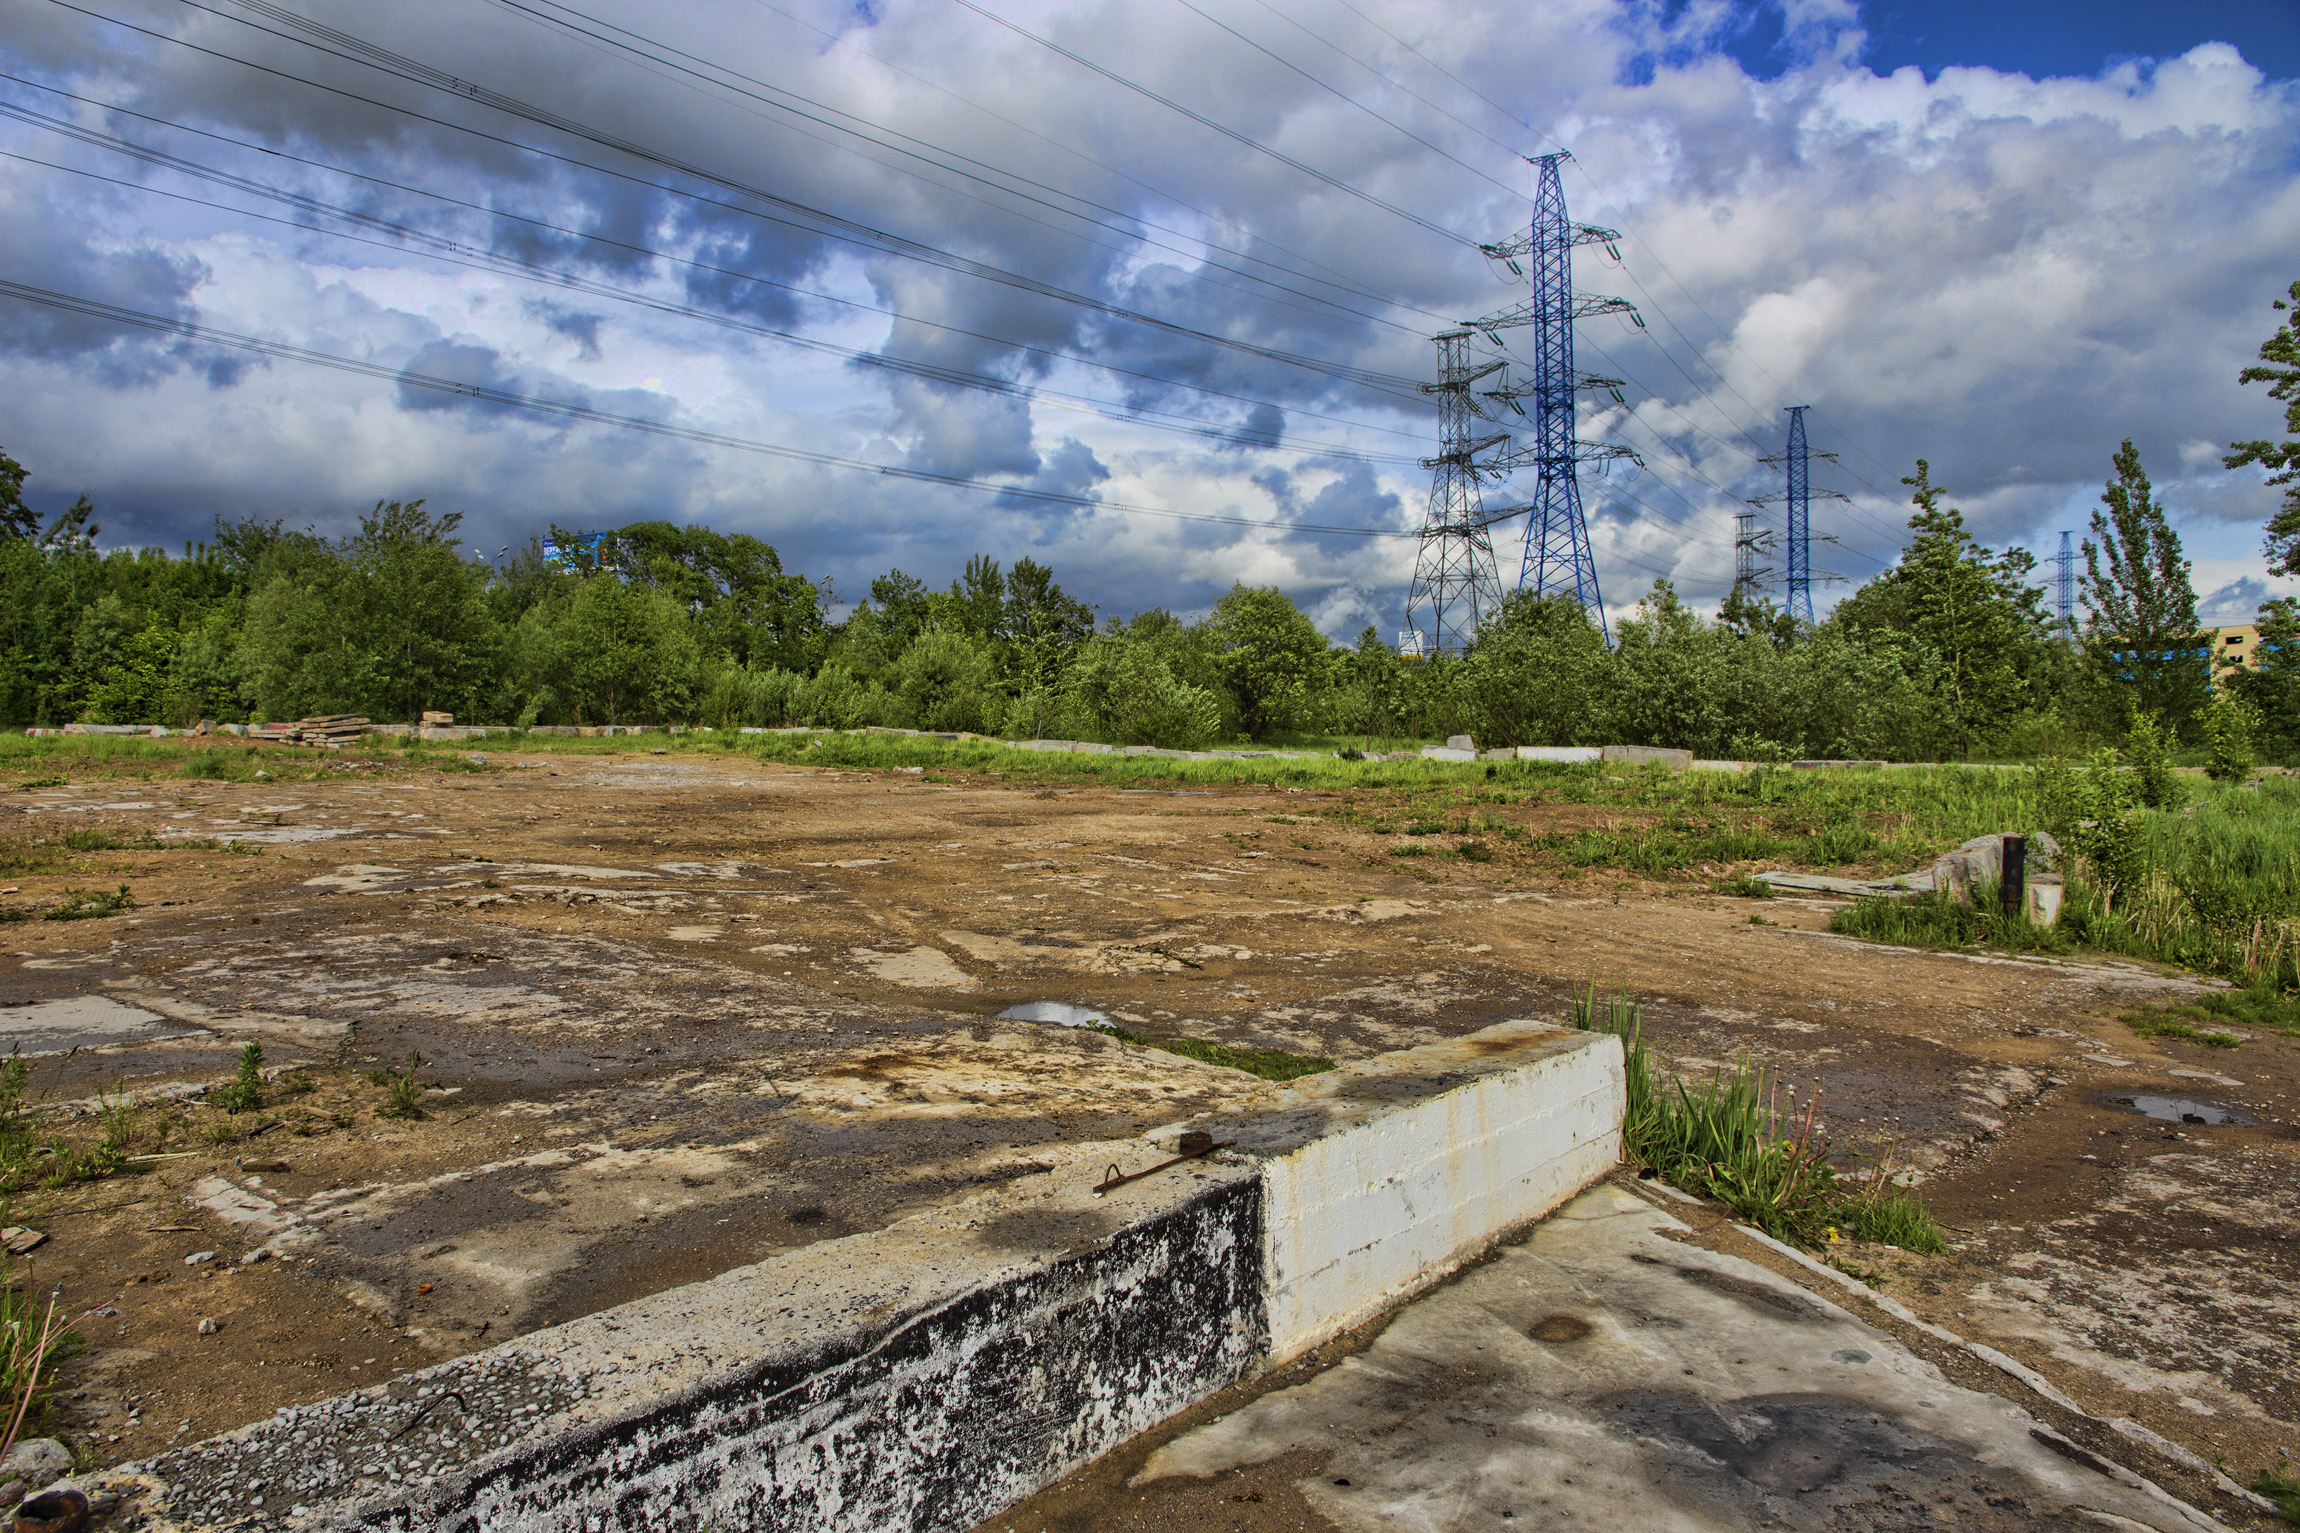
left=185, top=1251, right=216, bottom=1266
left=197, top=1317, right=221, bottom=1335
left=1, top=1226, right=47, bottom=1255
left=1, top=1436, right=72, bottom=1487
left=236, top=1250, right=270, bottom=1266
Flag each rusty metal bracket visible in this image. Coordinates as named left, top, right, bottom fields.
left=1092, top=1134, right=1232, bottom=1196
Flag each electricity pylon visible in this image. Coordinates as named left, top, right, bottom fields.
left=2054, top=530, right=2077, bottom=640
left=1476, top=152, right=1641, bottom=641
left=1403, top=152, right=1640, bottom=653
left=1400, top=330, right=1510, bottom=657
left=1752, top=405, right=1845, bottom=624
left=1732, top=510, right=1777, bottom=602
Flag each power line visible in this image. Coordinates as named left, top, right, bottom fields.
left=1, top=76, right=1427, bottom=451
left=471, top=0, right=1439, bottom=340
left=1, top=146, right=1439, bottom=475
left=950, top=0, right=1478, bottom=250
left=51, top=0, right=1428, bottom=400
left=0, top=279, right=1426, bottom=541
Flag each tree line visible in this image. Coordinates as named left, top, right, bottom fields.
left=1, top=281, right=2293, bottom=761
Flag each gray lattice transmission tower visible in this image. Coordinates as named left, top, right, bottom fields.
left=1402, top=153, right=1640, bottom=654
left=2053, top=531, right=2077, bottom=640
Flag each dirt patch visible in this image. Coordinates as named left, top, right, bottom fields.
left=0, top=749, right=2293, bottom=1500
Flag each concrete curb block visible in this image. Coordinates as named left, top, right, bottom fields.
left=113, top=1023, right=1623, bottom=1533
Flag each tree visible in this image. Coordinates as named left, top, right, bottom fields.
left=2081, top=441, right=2206, bottom=732
left=1204, top=585, right=1326, bottom=741
left=1832, top=461, right=2051, bottom=751
left=562, top=575, right=699, bottom=725
left=0, top=447, right=34, bottom=541
left=2224, top=279, right=2300, bottom=576
left=1461, top=593, right=1608, bottom=748
left=2230, top=596, right=2300, bottom=761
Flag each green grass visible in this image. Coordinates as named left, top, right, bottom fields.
left=1712, top=875, right=1776, bottom=898
left=213, top=1041, right=265, bottom=1114
left=1567, top=985, right=1946, bottom=1253
left=41, top=885, right=134, bottom=921
left=374, top=1050, right=429, bottom=1119
left=2120, top=981, right=2300, bottom=1046
left=1828, top=884, right=2070, bottom=955
left=2253, top=1460, right=2300, bottom=1525
left=1088, top=1022, right=1333, bottom=1082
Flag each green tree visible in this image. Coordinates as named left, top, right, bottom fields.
left=562, top=575, right=699, bottom=725
left=0, top=446, right=34, bottom=541
left=1460, top=593, right=1609, bottom=748
left=2224, top=279, right=2300, bottom=576
left=1832, top=461, right=2052, bottom=752
left=1204, top=585, right=1326, bottom=741
left=2081, top=441, right=2206, bottom=734
left=2231, top=596, right=2300, bottom=760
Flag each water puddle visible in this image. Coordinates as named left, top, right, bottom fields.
left=998, top=1001, right=1111, bottom=1028
left=2102, top=1094, right=2259, bottom=1126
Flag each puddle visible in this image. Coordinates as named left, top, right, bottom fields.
left=998, top=1002, right=1111, bottom=1028
left=0, top=996, right=203, bottom=1054
left=2102, top=1094, right=2259, bottom=1126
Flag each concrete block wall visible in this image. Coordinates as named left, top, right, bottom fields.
left=111, top=1023, right=1624, bottom=1533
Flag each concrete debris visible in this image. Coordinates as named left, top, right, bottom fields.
left=1, top=1225, right=47, bottom=1255
left=184, top=1251, right=216, bottom=1266
left=0, top=1437, right=72, bottom=1489
left=1601, top=743, right=1693, bottom=771
left=196, top=1317, right=221, bottom=1335
left=1932, top=831, right=2061, bottom=902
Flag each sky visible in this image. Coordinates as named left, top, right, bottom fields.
left=1, top=0, right=2296, bottom=637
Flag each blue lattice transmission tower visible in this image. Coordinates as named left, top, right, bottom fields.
left=1403, top=152, right=1639, bottom=654
left=1753, top=406, right=1844, bottom=624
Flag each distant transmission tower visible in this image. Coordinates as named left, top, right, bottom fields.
left=1400, top=330, right=1510, bottom=656
left=1731, top=510, right=1777, bottom=602
left=1402, top=152, right=1640, bottom=652
left=2054, top=530, right=2077, bottom=639
left=1753, top=406, right=1845, bottom=624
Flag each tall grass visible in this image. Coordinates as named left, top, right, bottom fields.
left=1568, top=986, right=1945, bottom=1253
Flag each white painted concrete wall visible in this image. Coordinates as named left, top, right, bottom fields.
left=1259, top=1031, right=1625, bottom=1359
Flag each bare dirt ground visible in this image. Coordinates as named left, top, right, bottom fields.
left=0, top=746, right=2293, bottom=1513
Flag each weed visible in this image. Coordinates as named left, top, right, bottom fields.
left=197, top=1115, right=245, bottom=1146
left=1086, top=1023, right=1332, bottom=1082
left=1838, top=1191, right=1949, bottom=1253
left=181, top=750, right=262, bottom=782
left=377, top=1050, right=429, bottom=1120
left=1568, top=985, right=1945, bottom=1252
left=0, top=839, right=53, bottom=876
left=2123, top=1011, right=2245, bottom=1048
left=213, top=1042, right=265, bottom=1114
left=2252, top=1460, right=2300, bottom=1524
left=60, top=828, right=118, bottom=852
left=0, top=1270, right=95, bottom=1459
left=14, top=778, right=64, bottom=791
left=1457, top=840, right=1495, bottom=863
left=1404, top=819, right=1450, bottom=836
left=1828, top=884, right=2068, bottom=955
left=42, top=885, right=134, bottom=921
left=1712, top=875, right=1776, bottom=898
left=1387, top=844, right=1427, bottom=858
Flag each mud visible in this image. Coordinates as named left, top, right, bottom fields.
left=1, top=747, right=2294, bottom=1506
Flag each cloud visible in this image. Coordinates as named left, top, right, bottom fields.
left=0, top=0, right=2292, bottom=637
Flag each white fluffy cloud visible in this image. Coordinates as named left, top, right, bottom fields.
left=0, top=0, right=2293, bottom=630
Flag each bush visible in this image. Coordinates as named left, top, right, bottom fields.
left=2201, top=689, right=2260, bottom=783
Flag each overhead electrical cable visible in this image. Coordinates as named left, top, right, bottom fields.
left=1167, top=0, right=1527, bottom=202
left=0, top=280, right=1424, bottom=541
left=729, top=0, right=1438, bottom=338
left=1291, top=0, right=1915, bottom=541
left=476, top=0, right=1434, bottom=338
left=949, top=0, right=1478, bottom=249
left=49, top=0, right=1428, bottom=399
left=0, top=147, right=1433, bottom=471
left=0, top=76, right=1427, bottom=448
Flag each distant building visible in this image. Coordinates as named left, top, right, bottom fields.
left=2207, top=623, right=2264, bottom=685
